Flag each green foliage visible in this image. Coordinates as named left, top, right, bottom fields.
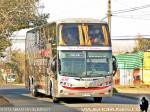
left=11, top=50, right=25, bottom=83
left=5, top=50, right=25, bottom=83
left=0, top=0, right=49, bottom=54
left=0, top=63, right=4, bottom=83
left=32, top=13, right=50, bottom=26
left=0, top=0, right=49, bottom=32
left=0, top=37, right=11, bottom=56
left=0, top=73, right=4, bottom=83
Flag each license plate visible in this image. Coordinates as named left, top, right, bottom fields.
left=82, top=94, right=91, bottom=96
left=80, top=92, right=91, bottom=96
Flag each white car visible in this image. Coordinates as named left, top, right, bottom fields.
left=7, top=74, right=16, bottom=82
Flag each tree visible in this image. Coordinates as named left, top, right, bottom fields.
left=0, top=0, right=49, bottom=53
left=6, top=50, right=25, bottom=83
left=0, top=37, right=11, bottom=57
left=134, top=35, right=150, bottom=52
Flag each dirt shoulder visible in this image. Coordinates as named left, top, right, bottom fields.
left=114, top=85, right=150, bottom=94
left=113, top=85, right=150, bottom=100
left=0, top=96, right=13, bottom=106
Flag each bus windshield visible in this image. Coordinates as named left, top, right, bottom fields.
left=86, top=52, right=110, bottom=77
left=59, top=23, right=110, bottom=46
left=59, top=51, right=111, bottom=77
left=59, top=51, right=85, bottom=77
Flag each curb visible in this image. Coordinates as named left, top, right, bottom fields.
left=114, top=93, right=139, bottom=100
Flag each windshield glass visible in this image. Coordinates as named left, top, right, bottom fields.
left=59, top=51, right=85, bottom=77
left=86, top=52, right=110, bottom=77
left=59, top=51, right=111, bottom=77
left=59, top=23, right=110, bottom=46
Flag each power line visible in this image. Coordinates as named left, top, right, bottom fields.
left=112, top=4, right=150, bottom=13
left=112, top=15, right=150, bottom=20
left=112, top=35, right=150, bottom=38
left=112, top=4, right=150, bottom=14
left=111, top=38, right=150, bottom=41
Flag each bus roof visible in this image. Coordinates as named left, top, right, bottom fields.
left=26, top=18, right=107, bottom=33
left=55, top=18, right=107, bottom=24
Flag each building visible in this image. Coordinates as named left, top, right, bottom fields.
left=111, top=37, right=150, bottom=54
left=10, top=28, right=32, bottom=51
left=114, top=51, right=150, bottom=85
left=111, top=38, right=137, bottom=54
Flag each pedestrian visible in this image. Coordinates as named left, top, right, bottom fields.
left=140, top=97, right=149, bottom=112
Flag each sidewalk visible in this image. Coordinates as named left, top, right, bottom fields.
left=115, top=85, right=150, bottom=94
left=114, top=85, right=150, bottom=100
left=0, top=83, right=25, bottom=88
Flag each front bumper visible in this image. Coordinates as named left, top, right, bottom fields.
left=56, top=86, right=112, bottom=98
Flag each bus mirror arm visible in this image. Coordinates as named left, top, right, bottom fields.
left=112, top=68, right=117, bottom=76
left=51, top=60, right=58, bottom=79
left=51, top=59, right=56, bottom=72
left=112, top=56, right=117, bottom=76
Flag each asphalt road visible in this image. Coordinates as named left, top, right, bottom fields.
left=0, top=86, right=147, bottom=112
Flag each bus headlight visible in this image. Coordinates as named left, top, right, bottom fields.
left=105, top=81, right=112, bottom=86
left=60, top=82, right=73, bottom=87
left=99, top=81, right=112, bottom=87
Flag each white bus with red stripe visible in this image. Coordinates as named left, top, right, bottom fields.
left=25, top=18, right=117, bottom=103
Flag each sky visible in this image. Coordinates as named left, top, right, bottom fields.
left=40, top=0, right=150, bottom=38
left=11, top=0, right=150, bottom=51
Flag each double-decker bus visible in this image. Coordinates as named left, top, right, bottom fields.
left=25, top=18, right=117, bottom=103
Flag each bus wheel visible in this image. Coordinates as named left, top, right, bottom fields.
left=28, top=80, right=31, bottom=91
left=93, top=97, right=102, bottom=103
left=49, top=81, right=52, bottom=98
left=52, top=97, right=59, bottom=103
left=31, top=86, right=38, bottom=97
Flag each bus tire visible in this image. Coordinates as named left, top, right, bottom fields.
left=93, top=97, right=102, bottom=103
left=28, top=79, right=31, bottom=91
left=52, top=97, right=59, bottom=103
left=31, top=86, right=38, bottom=97
left=49, top=81, right=52, bottom=98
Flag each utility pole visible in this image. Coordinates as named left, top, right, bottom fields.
left=141, top=58, right=144, bottom=84
left=107, top=0, right=111, bottom=36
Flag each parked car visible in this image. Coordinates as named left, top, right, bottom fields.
left=7, top=74, right=16, bottom=82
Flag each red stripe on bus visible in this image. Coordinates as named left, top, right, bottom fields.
left=99, top=93, right=105, bottom=94
left=62, top=86, right=109, bottom=91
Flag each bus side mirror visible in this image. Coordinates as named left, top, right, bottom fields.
left=112, top=56, right=117, bottom=76
left=51, top=59, right=57, bottom=79
left=58, top=59, right=61, bottom=72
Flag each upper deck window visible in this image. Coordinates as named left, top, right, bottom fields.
left=59, top=24, right=79, bottom=46
left=59, top=23, right=110, bottom=46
